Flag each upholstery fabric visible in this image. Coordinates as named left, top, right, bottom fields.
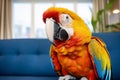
left=0, top=39, right=57, bottom=76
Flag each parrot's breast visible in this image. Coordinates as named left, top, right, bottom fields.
left=56, top=44, right=94, bottom=77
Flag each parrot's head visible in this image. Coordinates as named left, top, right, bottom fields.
left=43, top=7, right=92, bottom=46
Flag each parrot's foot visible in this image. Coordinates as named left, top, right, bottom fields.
left=58, top=75, right=76, bottom=80
left=80, top=77, right=88, bottom=80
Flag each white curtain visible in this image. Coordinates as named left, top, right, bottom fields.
left=0, top=0, right=12, bottom=39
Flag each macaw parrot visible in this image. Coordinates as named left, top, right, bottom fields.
left=42, top=7, right=111, bottom=80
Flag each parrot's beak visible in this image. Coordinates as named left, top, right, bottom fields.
left=45, top=18, right=71, bottom=45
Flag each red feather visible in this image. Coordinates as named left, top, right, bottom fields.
left=43, top=10, right=59, bottom=23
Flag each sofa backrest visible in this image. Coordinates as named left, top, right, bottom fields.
left=0, top=39, right=57, bottom=76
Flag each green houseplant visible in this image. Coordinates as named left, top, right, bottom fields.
left=91, top=0, right=120, bottom=32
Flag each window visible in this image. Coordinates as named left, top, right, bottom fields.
left=77, top=3, right=93, bottom=31
left=13, top=3, right=32, bottom=38
left=55, top=3, right=74, bottom=11
left=34, top=3, right=53, bottom=38
left=12, top=1, right=93, bottom=38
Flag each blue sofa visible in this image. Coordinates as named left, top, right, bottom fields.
left=0, top=32, right=120, bottom=80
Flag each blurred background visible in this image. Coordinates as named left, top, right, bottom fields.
left=0, top=0, right=120, bottom=39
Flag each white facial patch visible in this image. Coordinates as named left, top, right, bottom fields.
left=59, top=13, right=74, bottom=40
left=59, top=14, right=72, bottom=25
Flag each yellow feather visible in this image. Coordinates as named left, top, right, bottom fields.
left=89, top=37, right=111, bottom=70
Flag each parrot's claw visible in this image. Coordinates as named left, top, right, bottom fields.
left=58, top=75, right=76, bottom=80
left=80, top=77, right=88, bottom=80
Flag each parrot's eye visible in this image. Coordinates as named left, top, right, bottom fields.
left=59, top=14, right=72, bottom=26
left=66, top=16, right=69, bottom=19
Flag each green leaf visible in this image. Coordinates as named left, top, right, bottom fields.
left=106, top=22, right=120, bottom=28
left=96, top=9, right=104, bottom=24
left=116, top=22, right=120, bottom=25
left=91, top=16, right=97, bottom=31
left=89, top=6, right=97, bottom=31
left=106, top=24, right=117, bottom=28
left=105, top=0, right=114, bottom=11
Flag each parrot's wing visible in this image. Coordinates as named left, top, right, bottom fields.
left=88, top=37, right=111, bottom=80
left=50, top=45, right=62, bottom=76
